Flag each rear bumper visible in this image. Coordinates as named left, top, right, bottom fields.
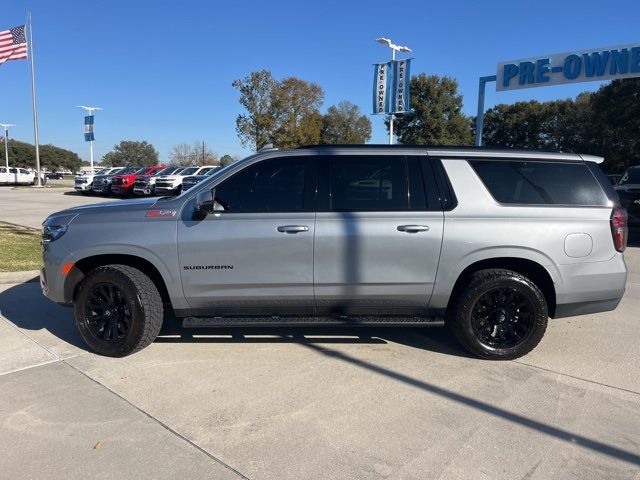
left=553, top=253, right=627, bottom=318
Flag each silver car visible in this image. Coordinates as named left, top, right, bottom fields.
left=40, top=146, right=628, bottom=359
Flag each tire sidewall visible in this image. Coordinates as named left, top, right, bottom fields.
left=74, top=268, right=147, bottom=357
left=459, top=275, right=548, bottom=359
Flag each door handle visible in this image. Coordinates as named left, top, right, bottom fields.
left=277, top=225, right=309, bottom=234
left=397, top=225, right=429, bottom=233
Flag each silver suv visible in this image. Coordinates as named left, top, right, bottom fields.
left=40, top=146, right=628, bottom=359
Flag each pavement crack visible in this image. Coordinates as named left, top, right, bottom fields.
left=64, top=361, right=251, bottom=480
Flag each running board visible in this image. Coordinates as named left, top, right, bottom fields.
left=182, top=315, right=445, bottom=328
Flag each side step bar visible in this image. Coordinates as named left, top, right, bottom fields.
left=182, top=316, right=445, bottom=328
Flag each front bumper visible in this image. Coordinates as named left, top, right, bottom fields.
left=74, top=183, right=92, bottom=191
left=154, top=186, right=180, bottom=196
left=112, top=185, right=133, bottom=195
left=134, top=186, right=154, bottom=195
left=92, top=184, right=111, bottom=194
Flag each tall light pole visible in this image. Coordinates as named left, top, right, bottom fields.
left=376, top=37, right=412, bottom=145
left=77, top=105, right=102, bottom=173
left=0, top=123, right=15, bottom=176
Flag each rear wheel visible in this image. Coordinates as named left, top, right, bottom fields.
left=448, top=269, right=548, bottom=360
left=74, top=264, right=163, bottom=357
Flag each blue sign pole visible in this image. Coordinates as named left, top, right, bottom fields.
left=475, top=75, right=496, bottom=146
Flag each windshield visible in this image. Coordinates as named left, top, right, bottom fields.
left=114, top=167, right=138, bottom=175
left=135, top=167, right=149, bottom=174
left=618, top=168, right=640, bottom=186
left=180, top=167, right=199, bottom=176
left=95, top=168, right=109, bottom=175
left=205, top=167, right=220, bottom=176
left=155, top=167, right=175, bottom=176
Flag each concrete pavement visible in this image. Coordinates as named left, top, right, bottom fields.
left=0, top=185, right=115, bottom=229
left=1, top=272, right=639, bottom=479
left=1, top=187, right=639, bottom=479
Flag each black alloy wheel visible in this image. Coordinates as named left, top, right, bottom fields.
left=83, top=282, right=132, bottom=344
left=470, top=287, right=535, bottom=349
left=448, top=269, right=548, bottom=360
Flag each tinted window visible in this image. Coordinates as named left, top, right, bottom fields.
left=470, top=160, right=609, bottom=206
left=216, top=157, right=309, bottom=212
left=180, top=167, right=199, bottom=176
left=619, top=168, right=640, bottom=186
left=329, top=157, right=407, bottom=211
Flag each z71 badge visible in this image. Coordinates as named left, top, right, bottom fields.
left=146, top=209, right=177, bottom=218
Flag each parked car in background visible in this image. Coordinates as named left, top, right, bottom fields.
left=111, top=165, right=166, bottom=197
left=615, top=166, right=640, bottom=231
left=1, top=167, right=47, bottom=185
left=45, top=171, right=64, bottom=180
left=154, top=165, right=217, bottom=196
left=75, top=167, right=122, bottom=194
left=133, top=166, right=184, bottom=196
left=93, top=167, right=139, bottom=196
left=181, top=166, right=220, bottom=191
left=40, top=145, right=627, bottom=359
left=607, top=174, right=622, bottom=185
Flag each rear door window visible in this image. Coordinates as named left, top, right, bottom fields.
left=470, top=160, right=609, bottom=206
left=327, top=156, right=408, bottom=211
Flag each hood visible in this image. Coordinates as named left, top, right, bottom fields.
left=47, top=197, right=160, bottom=219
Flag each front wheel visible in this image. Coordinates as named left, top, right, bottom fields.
left=447, top=269, right=548, bottom=360
left=74, top=264, right=163, bottom=357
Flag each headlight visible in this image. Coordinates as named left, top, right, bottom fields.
left=42, top=225, right=68, bottom=243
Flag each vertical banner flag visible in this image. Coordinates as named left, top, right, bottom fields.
left=84, top=115, right=95, bottom=142
left=373, top=62, right=391, bottom=114
left=373, top=59, right=412, bottom=114
left=390, top=59, right=411, bottom=113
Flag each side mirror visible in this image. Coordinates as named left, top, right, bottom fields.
left=194, top=188, right=214, bottom=219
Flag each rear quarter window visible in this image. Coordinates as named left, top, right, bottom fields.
left=469, top=160, right=610, bottom=206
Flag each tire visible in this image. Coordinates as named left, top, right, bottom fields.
left=74, top=264, right=163, bottom=357
left=447, top=269, right=548, bottom=360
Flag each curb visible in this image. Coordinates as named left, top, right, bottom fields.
left=0, top=270, right=40, bottom=284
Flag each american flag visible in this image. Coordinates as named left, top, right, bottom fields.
left=0, top=25, right=27, bottom=65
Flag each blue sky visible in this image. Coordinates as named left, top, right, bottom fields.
left=2, top=0, right=639, bottom=163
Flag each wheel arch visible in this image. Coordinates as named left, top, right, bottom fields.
left=68, top=254, right=172, bottom=308
left=446, top=257, right=557, bottom=318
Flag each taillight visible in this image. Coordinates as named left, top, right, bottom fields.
left=610, top=207, right=628, bottom=252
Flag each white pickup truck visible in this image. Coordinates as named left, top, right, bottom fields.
left=74, top=167, right=122, bottom=193
left=0, top=167, right=47, bottom=185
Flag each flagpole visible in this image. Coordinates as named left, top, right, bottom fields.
left=27, top=10, right=42, bottom=187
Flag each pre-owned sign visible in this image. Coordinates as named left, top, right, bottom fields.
left=497, top=43, right=640, bottom=91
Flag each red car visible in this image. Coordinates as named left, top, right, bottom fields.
left=111, top=165, right=166, bottom=197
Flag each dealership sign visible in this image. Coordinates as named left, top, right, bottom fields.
left=372, top=59, right=412, bottom=114
left=497, top=43, right=640, bottom=91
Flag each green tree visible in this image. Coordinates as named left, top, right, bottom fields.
left=320, top=101, right=372, bottom=144
left=271, top=77, right=324, bottom=148
left=390, top=74, right=473, bottom=145
left=233, top=71, right=325, bottom=150
left=101, top=140, right=158, bottom=167
left=0, top=139, right=81, bottom=172
left=587, top=78, right=640, bottom=171
left=233, top=70, right=277, bottom=151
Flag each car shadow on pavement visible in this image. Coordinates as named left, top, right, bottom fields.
left=0, top=281, right=89, bottom=351
left=156, top=321, right=472, bottom=357
left=0, top=280, right=471, bottom=358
